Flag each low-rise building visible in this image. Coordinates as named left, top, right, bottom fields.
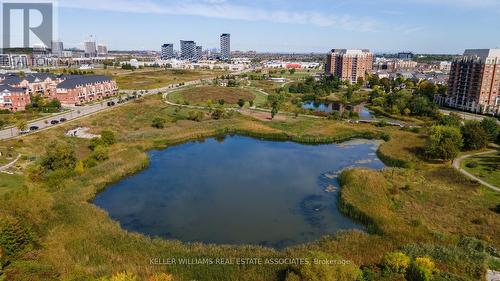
left=54, top=75, right=118, bottom=105
left=0, top=84, right=31, bottom=112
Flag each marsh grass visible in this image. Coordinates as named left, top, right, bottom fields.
left=0, top=95, right=498, bottom=280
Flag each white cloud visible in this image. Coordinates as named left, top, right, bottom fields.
left=57, top=0, right=379, bottom=31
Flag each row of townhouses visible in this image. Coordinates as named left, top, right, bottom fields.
left=0, top=73, right=118, bottom=111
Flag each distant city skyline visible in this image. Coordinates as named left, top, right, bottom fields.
left=52, top=0, right=500, bottom=53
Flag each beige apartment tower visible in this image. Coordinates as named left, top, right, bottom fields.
left=325, top=49, right=373, bottom=84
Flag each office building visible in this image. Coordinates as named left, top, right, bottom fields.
left=325, top=49, right=374, bottom=84
left=84, top=36, right=97, bottom=58
left=436, top=49, right=500, bottom=115
left=161, top=44, right=174, bottom=60
left=97, top=44, right=108, bottom=56
left=220, top=33, right=231, bottom=60
left=398, top=52, right=414, bottom=61
left=180, top=40, right=196, bottom=60
left=51, top=40, right=64, bottom=57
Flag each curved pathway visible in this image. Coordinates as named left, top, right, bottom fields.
left=0, top=154, right=21, bottom=172
left=452, top=147, right=500, bottom=192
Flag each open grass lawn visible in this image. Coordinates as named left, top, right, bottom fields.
left=169, top=86, right=256, bottom=105
left=0, top=111, right=46, bottom=127
left=463, top=152, right=500, bottom=187
left=250, top=80, right=281, bottom=94
left=101, top=69, right=226, bottom=90
left=0, top=95, right=499, bottom=280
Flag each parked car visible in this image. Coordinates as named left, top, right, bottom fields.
left=29, top=126, right=39, bottom=131
left=59, top=118, right=67, bottom=122
left=19, top=129, right=30, bottom=135
left=107, top=101, right=116, bottom=106
left=50, top=120, right=59, bottom=125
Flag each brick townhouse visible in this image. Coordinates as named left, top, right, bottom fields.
left=0, top=84, right=31, bottom=112
left=0, top=73, right=118, bottom=108
left=54, top=75, right=118, bottom=105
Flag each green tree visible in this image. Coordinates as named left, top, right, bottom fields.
left=440, top=112, right=462, bottom=127
left=218, top=99, right=225, bottom=105
left=16, top=119, right=27, bottom=131
left=271, top=105, right=279, bottom=120
left=480, top=117, right=499, bottom=141
left=461, top=121, right=488, bottom=151
left=41, top=141, right=77, bottom=171
left=237, top=99, right=245, bottom=108
left=289, top=68, right=296, bottom=75
left=152, top=117, right=166, bottom=129
left=424, top=126, right=463, bottom=160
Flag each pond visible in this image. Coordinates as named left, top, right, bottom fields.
left=93, top=136, right=385, bottom=248
left=302, top=101, right=373, bottom=120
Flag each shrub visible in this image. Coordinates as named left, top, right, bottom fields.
left=382, top=252, right=410, bottom=274
left=288, top=251, right=362, bottom=281
left=100, top=272, right=138, bottom=281
left=188, top=111, right=204, bottom=122
left=380, top=133, right=391, bottom=142
left=101, top=130, right=116, bottom=145
left=211, top=107, right=225, bottom=120
left=424, top=126, right=463, bottom=160
left=90, top=145, right=109, bottom=161
left=461, top=121, right=488, bottom=151
left=0, top=215, right=33, bottom=257
left=74, top=160, right=85, bottom=175
left=406, top=257, right=436, bottom=281
left=284, top=271, right=301, bottom=281
left=466, top=161, right=478, bottom=168
left=329, top=110, right=341, bottom=120
left=147, top=273, right=174, bottom=281
left=237, top=99, right=245, bottom=108
left=152, top=117, right=166, bottom=129
left=41, top=141, right=77, bottom=171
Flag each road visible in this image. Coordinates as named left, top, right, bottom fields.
left=452, top=149, right=500, bottom=192
left=0, top=73, right=245, bottom=140
left=440, top=108, right=500, bottom=123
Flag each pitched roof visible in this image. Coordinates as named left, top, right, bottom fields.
left=0, top=84, right=25, bottom=93
left=56, top=75, right=113, bottom=89
left=24, top=73, right=57, bottom=83
left=1, top=75, right=22, bottom=85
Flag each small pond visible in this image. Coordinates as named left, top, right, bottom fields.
left=93, top=136, right=384, bottom=248
left=302, top=101, right=373, bottom=120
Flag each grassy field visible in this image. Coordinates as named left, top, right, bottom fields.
left=0, top=95, right=498, bottom=280
left=168, top=86, right=256, bottom=106
left=462, top=152, right=500, bottom=187
left=95, top=69, right=226, bottom=90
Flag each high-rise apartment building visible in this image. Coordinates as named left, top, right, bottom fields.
left=84, top=37, right=97, bottom=58
left=180, top=40, right=196, bottom=60
left=220, top=33, right=231, bottom=60
left=97, top=44, right=108, bottom=56
left=436, top=49, right=500, bottom=115
left=161, top=44, right=174, bottom=60
left=325, top=49, right=373, bottom=84
left=195, top=46, right=203, bottom=61
left=51, top=40, right=64, bottom=57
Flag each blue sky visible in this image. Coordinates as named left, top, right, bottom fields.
left=56, top=0, right=500, bottom=54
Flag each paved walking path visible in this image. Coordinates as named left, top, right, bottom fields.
left=0, top=154, right=21, bottom=172
left=452, top=147, right=500, bottom=192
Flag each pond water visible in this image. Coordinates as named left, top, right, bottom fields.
left=302, top=101, right=373, bottom=120
left=93, top=136, right=384, bottom=248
